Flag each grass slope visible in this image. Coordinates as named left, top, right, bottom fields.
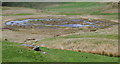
left=3, top=2, right=118, bottom=15
left=2, top=41, right=118, bottom=62
left=44, top=2, right=118, bottom=15
left=2, top=2, right=118, bottom=20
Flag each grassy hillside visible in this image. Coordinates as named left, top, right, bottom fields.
left=45, top=2, right=118, bottom=16
left=2, top=2, right=118, bottom=20
left=43, top=2, right=118, bottom=21
left=2, top=41, right=118, bottom=62
left=44, top=2, right=108, bottom=15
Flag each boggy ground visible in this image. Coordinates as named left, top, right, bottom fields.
left=1, top=6, right=119, bottom=57
left=2, top=17, right=119, bottom=57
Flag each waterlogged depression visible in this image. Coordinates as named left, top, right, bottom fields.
left=5, top=19, right=98, bottom=28
left=5, top=18, right=117, bottom=29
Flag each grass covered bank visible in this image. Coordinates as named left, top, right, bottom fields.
left=2, top=41, right=118, bottom=62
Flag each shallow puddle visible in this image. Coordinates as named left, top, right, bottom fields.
left=5, top=18, right=117, bottom=29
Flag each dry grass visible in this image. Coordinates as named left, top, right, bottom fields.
left=2, top=26, right=83, bottom=43
left=39, top=37, right=118, bottom=57
left=38, top=25, right=118, bottom=57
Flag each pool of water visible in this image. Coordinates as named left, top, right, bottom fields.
left=56, top=24, right=97, bottom=28
left=22, top=44, right=34, bottom=47
left=5, top=18, right=99, bottom=28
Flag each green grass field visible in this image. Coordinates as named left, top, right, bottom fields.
left=2, top=41, right=118, bottom=62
